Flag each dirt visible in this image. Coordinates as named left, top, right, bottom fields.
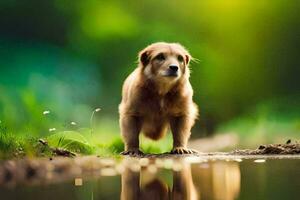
left=38, top=138, right=76, bottom=157
left=231, top=142, right=300, bottom=155
left=38, top=138, right=300, bottom=158
left=36, top=136, right=300, bottom=159
left=129, top=141, right=300, bottom=158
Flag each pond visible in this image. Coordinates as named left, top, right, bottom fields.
left=0, top=156, right=300, bottom=200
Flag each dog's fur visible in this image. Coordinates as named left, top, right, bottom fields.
left=119, top=42, right=198, bottom=155
left=121, top=164, right=198, bottom=200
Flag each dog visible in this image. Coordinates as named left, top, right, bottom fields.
left=119, top=42, right=198, bottom=155
left=121, top=162, right=198, bottom=200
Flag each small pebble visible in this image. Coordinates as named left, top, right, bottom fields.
left=139, top=158, right=149, bottom=166
left=115, top=164, right=125, bottom=174
left=184, top=157, right=202, bottom=163
left=100, top=159, right=115, bottom=167
left=129, top=164, right=141, bottom=172
left=254, top=159, right=266, bottom=163
left=172, top=162, right=183, bottom=171
left=163, top=159, right=173, bottom=169
left=74, top=178, right=83, bottom=186
left=100, top=168, right=117, bottom=176
left=147, top=164, right=157, bottom=174
left=154, top=159, right=164, bottom=168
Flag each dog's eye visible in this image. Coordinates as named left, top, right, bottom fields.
left=178, top=55, right=184, bottom=63
left=155, top=53, right=165, bottom=61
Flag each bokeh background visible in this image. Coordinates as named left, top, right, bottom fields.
left=0, top=0, right=299, bottom=153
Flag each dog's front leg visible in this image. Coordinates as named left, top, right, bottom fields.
left=120, top=115, right=143, bottom=156
left=170, top=115, right=198, bottom=154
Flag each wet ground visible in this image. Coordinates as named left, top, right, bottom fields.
left=1, top=154, right=300, bottom=200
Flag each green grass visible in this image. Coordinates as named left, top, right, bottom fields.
left=0, top=125, right=53, bottom=159
left=47, top=131, right=95, bottom=154
left=0, top=120, right=173, bottom=159
left=1, top=96, right=299, bottom=159
left=0, top=127, right=19, bottom=158
left=140, top=134, right=172, bottom=153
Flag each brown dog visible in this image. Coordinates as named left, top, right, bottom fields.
left=121, top=163, right=198, bottom=200
left=119, top=42, right=198, bottom=155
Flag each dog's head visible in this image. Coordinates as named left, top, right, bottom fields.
left=138, top=42, right=192, bottom=83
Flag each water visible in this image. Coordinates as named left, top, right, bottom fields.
left=1, top=157, right=300, bottom=200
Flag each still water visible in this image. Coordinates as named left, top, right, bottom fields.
left=0, top=157, right=300, bottom=200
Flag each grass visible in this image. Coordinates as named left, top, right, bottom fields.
left=1, top=96, right=299, bottom=159
left=0, top=129, right=173, bottom=159
left=44, top=128, right=172, bottom=156
left=0, top=126, right=19, bottom=158
left=0, top=125, right=53, bottom=159
left=0, top=118, right=173, bottom=159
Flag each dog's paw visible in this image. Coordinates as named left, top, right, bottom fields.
left=120, top=149, right=144, bottom=156
left=170, top=147, right=198, bottom=154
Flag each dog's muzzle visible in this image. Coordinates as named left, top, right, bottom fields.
left=165, top=64, right=179, bottom=77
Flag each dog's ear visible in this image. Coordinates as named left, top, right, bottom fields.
left=185, top=54, right=191, bottom=66
left=139, top=50, right=150, bottom=67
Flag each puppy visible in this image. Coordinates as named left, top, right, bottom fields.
left=121, top=163, right=198, bottom=200
left=119, top=42, right=198, bottom=155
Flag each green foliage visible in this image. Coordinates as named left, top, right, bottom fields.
left=0, top=118, right=174, bottom=159
left=0, top=123, right=52, bottom=158
left=47, top=131, right=95, bottom=154
left=106, top=137, right=124, bottom=154
left=0, top=125, right=18, bottom=158
left=218, top=96, right=300, bottom=147
left=1, top=0, right=300, bottom=158
left=140, top=134, right=173, bottom=154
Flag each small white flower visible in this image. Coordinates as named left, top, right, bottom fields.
left=49, top=128, right=56, bottom=132
left=71, top=121, right=77, bottom=125
left=95, top=108, right=101, bottom=112
left=43, top=110, right=50, bottom=115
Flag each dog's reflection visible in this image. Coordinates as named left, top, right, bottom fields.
left=121, top=163, right=198, bottom=200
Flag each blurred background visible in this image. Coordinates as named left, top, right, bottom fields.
left=0, top=0, right=299, bottom=153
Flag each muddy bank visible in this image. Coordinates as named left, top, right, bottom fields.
left=135, top=141, right=300, bottom=158
left=35, top=137, right=300, bottom=158
left=1, top=141, right=300, bottom=187
left=232, top=143, right=300, bottom=155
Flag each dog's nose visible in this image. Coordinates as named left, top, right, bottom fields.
left=169, top=65, right=179, bottom=72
